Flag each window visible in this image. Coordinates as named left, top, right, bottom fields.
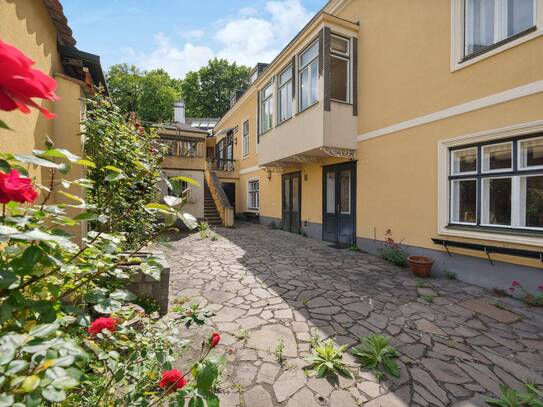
left=449, top=135, right=543, bottom=231
left=242, top=120, right=250, bottom=157
left=260, top=82, right=273, bottom=133
left=248, top=179, right=260, bottom=210
left=464, top=0, right=536, bottom=58
left=299, top=41, right=319, bottom=110
left=330, top=35, right=350, bottom=103
left=278, top=66, right=293, bottom=123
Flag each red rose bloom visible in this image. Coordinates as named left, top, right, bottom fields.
left=0, top=170, right=38, bottom=204
left=538, top=285, right=543, bottom=292
left=210, top=332, right=220, bottom=348
left=512, top=280, right=520, bottom=287
left=0, top=40, right=58, bottom=118
left=159, top=369, right=187, bottom=392
left=88, top=317, right=118, bottom=336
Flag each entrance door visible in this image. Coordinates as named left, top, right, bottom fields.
left=222, top=182, right=235, bottom=207
left=323, top=162, right=356, bottom=245
left=282, top=172, right=301, bottom=233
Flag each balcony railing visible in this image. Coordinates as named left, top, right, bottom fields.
left=207, top=158, right=237, bottom=172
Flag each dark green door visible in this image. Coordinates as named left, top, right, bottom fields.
left=282, top=172, right=301, bottom=233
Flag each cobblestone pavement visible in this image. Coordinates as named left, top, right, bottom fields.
left=165, top=222, right=543, bottom=407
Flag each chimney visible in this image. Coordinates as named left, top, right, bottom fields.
left=174, top=100, right=185, bottom=124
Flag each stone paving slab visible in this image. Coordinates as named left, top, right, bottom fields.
left=165, top=222, right=543, bottom=407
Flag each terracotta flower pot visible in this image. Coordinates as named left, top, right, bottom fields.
left=408, top=256, right=434, bottom=278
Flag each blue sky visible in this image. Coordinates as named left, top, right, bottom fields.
left=62, top=0, right=326, bottom=79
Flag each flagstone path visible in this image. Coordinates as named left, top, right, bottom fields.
left=164, top=222, right=543, bottom=406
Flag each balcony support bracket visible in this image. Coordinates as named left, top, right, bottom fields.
left=320, top=147, right=356, bottom=159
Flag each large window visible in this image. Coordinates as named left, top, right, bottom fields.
left=242, top=120, right=249, bottom=157
left=260, top=82, right=273, bottom=133
left=464, top=0, right=536, bottom=58
left=299, top=41, right=319, bottom=110
left=449, top=135, right=543, bottom=231
left=330, top=35, right=350, bottom=103
left=248, top=179, right=260, bottom=210
left=278, top=65, right=293, bottom=123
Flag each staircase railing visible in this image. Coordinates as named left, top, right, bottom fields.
left=204, top=168, right=234, bottom=227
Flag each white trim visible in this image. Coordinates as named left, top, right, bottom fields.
left=240, top=165, right=261, bottom=175
left=242, top=118, right=250, bottom=158
left=437, top=119, right=543, bottom=247
left=481, top=141, right=513, bottom=174
left=247, top=177, right=260, bottom=211
left=358, top=80, right=543, bottom=142
left=518, top=135, right=543, bottom=171
left=451, top=0, right=543, bottom=72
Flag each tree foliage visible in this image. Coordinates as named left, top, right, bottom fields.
left=106, top=64, right=182, bottom=123
left=181, top=58, right=251, bottom=118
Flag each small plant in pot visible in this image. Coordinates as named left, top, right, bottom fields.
left=408, top=255, right=434, bottom=278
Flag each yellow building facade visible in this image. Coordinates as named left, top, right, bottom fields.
left=214, top=0, right=543, bottom=290
left=0, top=0, right=106, bottom=241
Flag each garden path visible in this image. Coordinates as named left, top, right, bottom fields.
left=165, top=222, right=543, bottom=407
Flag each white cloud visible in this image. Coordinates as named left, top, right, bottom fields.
left=179, top=29, right=204, bottom=40
left=123, top=33, right=214, bottom=78
left=121, top=0, right=314, bottom=78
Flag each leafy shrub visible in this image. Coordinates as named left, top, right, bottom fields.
left=198, top=221, right=211, bottom=239
left=133, top=295, right=162, bottom=314
left=379, top=229, right=408, bottom=267
left=0, top=44, right=218, bottom=406
left=486, top=381, right=543, bottom=407
left=83, top=94, right=166, bottom=250
left=304, top=338, right=352, bottom=378
left=351, top=334, right=399, bottom=381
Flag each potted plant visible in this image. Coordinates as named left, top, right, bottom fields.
left=408, top=255, right=434, bottom=278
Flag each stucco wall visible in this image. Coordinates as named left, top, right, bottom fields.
left=161, top=170, right=205, bottom=219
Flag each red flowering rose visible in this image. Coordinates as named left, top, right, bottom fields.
left=512, top=280, right=520, bottom=287
left=88, top=317, right=118, bottom=336
left=210, top=332, right=220, bottom=348
left=159, top=369, right=187, bottom=392
left=0, top=40, right=58, bottom=118
left=0, top=170, right=38, bottom=204
left=538, top=284, right=543, bottom=292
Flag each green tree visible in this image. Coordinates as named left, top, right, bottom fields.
left=106, top=64, right=182, bottom=123
left=181, top=58, right=251, bottom=118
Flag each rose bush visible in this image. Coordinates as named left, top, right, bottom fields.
left=0, top=42, right=221, bottom=406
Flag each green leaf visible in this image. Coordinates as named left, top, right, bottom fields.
left=164, top=195, right=183, bottom=207
left=51, top=375, right=78, bottom=389
left=145, top=203, right=171, bottom=212
left=22, top=246, right=43, bottom=266
left=74, top=211, right=99, bottom=221
left=94, top=298, right=122, bottom=314
left=206, top=394, right=220, bottom=407
left=179, top=212, right=198, bottom=229
left=57, top=190, right=84, bottom=203
left=30, top=322, right=59, bottom=338
left=75, top=159, right=96, bottom=168
left=13, top=155, right=59, bottom=168
left=5, top=360, right=28, bottom=375
left=0, top=394, right=14, bottom=407
left=109, top=289, right=136, bottom=301
left=188, top=396, right=205, bottom=407
left=42, top=386, right=66, bottom=402
left=0, top=119, right=11, bottom=130
left=104, top=165, right=122, bottom=173
left=170, top=175, right=201, bottom=187
left=195, top=362, right=218, bottom=395
left=0, top=159, right=11, bottom=173
left=382, top=356, right=400, bottom=378
left=104, top=172, right=125, bottom=181
left=20, top=375, right=40, bottom=393
left=0, top=270, right=19, bottom=290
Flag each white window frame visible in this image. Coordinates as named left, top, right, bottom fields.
left=247, top=178, right=260, bottom=211
left=438, top=120, right=543, bottom=246
left=518, top=135, right=543, bottom=171
left=242, top=119, right=250, bottom=158
left=277, top=64, right=293, bottom=124
left=299, top=40, right=319, bottom=111
left=481, top=141, right=513, bottom=174
left=330, top=34, right=351, bottom=104
left=450, top=178, right=478, bottom=225
left=260, top=82, right=274, bottom=134
left=451, top=0, right=543, bottom=71
left=451, top=146, right=478, bottom=175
